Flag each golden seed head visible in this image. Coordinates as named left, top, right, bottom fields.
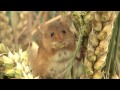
left=92, top=71, right=103, bottom=79
left=98, top=24, right=112, bottom=40
left=80, top=11, right=89, bottom=16
left=94, top=61, right=106, bottom=70
left=89, top=35, right=99, bottom=47
left=92, top=20, right=102, bottom=31
left=98, top=32, right=107, bottom=40
left=84, top=58, right=93, bottom=75
left=88, top=55, right=97, bottom=62
left=95, top=40, right=108, bottom=56
left=84, top=12, right=94, bottom=23
left=101, top=12, right=112, bottom=22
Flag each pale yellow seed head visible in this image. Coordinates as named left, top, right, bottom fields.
left=0, top=43, right=8, bottom=53
left=16, top=63, right=23, bottom=71
left=25, top=66, right=30, bottom=73
left=27, top=73, right=34, bottom=79
left=2, top=56, right=15, bottom=68
left=4, top=69, right=15, bottom=77
left=14, top=69, right=22, bottom=78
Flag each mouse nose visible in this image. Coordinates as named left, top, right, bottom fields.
left=56, top=35, right=62, bottom=42
left=59, top=34, right=64, bottom=42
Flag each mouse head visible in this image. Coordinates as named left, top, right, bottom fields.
left=40, top=16, right=75, bottom=51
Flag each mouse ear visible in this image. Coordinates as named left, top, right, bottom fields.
left=60, top=14, right=72, bottom=27
left=39, top=23, right=48, bottom=34
left=34, top=23, right=49, bottom=46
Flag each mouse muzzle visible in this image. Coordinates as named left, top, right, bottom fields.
left=52, top=41, right=70, bottom=49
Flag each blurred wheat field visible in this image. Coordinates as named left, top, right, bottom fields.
left=0, top=11, right=120, bottom=79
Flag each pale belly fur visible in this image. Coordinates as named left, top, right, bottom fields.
left=49, top=50, right=74, bottom=79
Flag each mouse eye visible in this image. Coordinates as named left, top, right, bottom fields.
left=51, top=32, right=54, bottom=37
left=61, top=30, right=66, bottom=34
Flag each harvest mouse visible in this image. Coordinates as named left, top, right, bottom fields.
left=29, top=15, right=83, bottom=79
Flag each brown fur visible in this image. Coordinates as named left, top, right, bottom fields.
left=29, top=17, right=78, bottom=79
